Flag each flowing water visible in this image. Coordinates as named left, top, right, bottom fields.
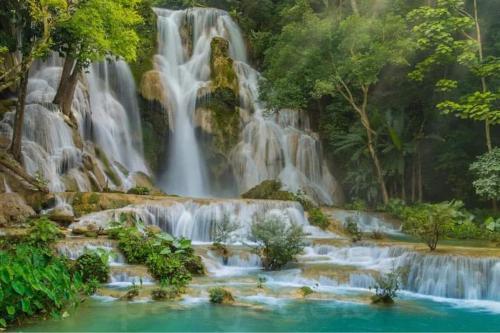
left=0, top=55, right=147, bottom=191
left=154, top=8, right=341, bottom=204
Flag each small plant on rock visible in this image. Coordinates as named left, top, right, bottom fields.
left=370, top=267, right=405, bottom=304
left=27, top=217, right=64, bottom=246
left=299, top=286, right=314, bottom=297
left=251, top=216, right=306, bottom=270
left=209, top=287, right=234, bottom=304
left=308, top=208, right=330, bottom=230
left=345, top=216, right=362, bottom=242
left=73, top=249, right=111, bottom=284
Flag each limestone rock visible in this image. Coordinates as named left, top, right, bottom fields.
left=0, top=193, right=36, bottom=227
left=140, top=70, right=169, bottom=108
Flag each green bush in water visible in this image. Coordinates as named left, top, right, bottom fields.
left=0, top=244, right=83, bottom=328
left=209, top=287, right=234, bottom=304
left=251, top=216, right=306, bottom=270
left=345, top=216, right=362, bottom=242
left=73, top=249, right=111, bottom=284
left=151, top=283, right=181, bottom=301
left=370, top=267, right=405, bottom=304
left=241, top=180, right=315, bottom=210
left=127, top=186, right=151, bottom=195
left=299, top=286, right=314, bottom=297
left=108, top=223, right=204, bottom=289
left=308, top=208, right=330, bottom=230
left=27, top=217, right=64, bottom=246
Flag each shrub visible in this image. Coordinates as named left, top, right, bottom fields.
left=209, top=287, right=234, bottom=304
left=383, top=198, right=407, bottom=219
left=146, top=253, right=191, bottom=288
left=345, top=216, right=362, bottom=242
left=470, top=148, right=500, bottom=204
left=299, top=286, right=313, bottom=297
left=0, top=244, right=82, bottom=328
left=402, top=202, right=457, bottom=251
left=308, top=208, right=329, bottom=230
left=370, top=267, right=405, bottom=304
left=27, top=217, right=64, bottom=246
left=122, top=282, right=140, bottom=301
left=213, top=214, right=239, bottom=244
left=151, top=284, right=180, bottom=301
left=73, top=250, right=111, bottom=284
left=127, top=186, right=151, bottom=195
left=241, top=180, right=315, bottom=210
left=251, top=216, right=306, bottom=270
left=116, top=227, right=152, bottom=264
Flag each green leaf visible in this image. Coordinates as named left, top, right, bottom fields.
left=21, top=299, right=31, bottom=314
left=7, top=305, right=16, bottom=316
left=0, top=318, right=6, bottom=327
left=12, top=281, right=26, bottom=295
left=160, top=248, right=171, bottom=255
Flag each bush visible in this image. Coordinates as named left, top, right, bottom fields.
left=470, top=148, right=500, bottom=203
left=299, top=286, right=313, bottom=297
left=27, top=217, right=64, bottom=246
left=73, top=250, right=111, bottom=284
left=151, top=284, right=180, bottom=301
left=308, top=208, right=329, bottom=230
left=213, top=214, right=239, bottom=244
left=127, top=186, right=151, bottom=195
left=370, top=267, right=405, bottom=304
left=251, top=216, right=306, bottom=270
left=402, top=202, right=458, bottom=251
left=345, top=216, right=362, bottom=242
left=0, top=244, right=82, bottom=328
left=110, top=225, right=203, bottom=289
left=241, top=180, right=315, bottom=210
left=209, top=287, right=234, bottom=304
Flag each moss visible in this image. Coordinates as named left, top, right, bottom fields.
left=308, top=208, right=330, bottom=230
left=210, top=37, right=238, bottom=93
left=129, top=1, right=157, bottom=83
left=241, top=180, right=282, bottom=199
left=209, top=287, right=234, bottom=304
left=72, top=192, right=101, bottom=218
left=299, top=286, right=314, bottom=297
left=95, top=147, right=122, bottom=188
left=139, top=97, right=169, bottom=175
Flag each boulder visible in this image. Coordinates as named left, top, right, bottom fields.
left=0, top=193, right=36, bottom=227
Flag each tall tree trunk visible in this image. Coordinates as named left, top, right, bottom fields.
left=364, top=122, right=389, bottom=205
left=9, top=62, right=29, bottom=162
left=53, top=57, right=79, bottom=117
left=472, top=0, right=491, bottom=153
left=350, top=0, right=359, bottom=15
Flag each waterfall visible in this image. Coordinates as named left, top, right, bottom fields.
left=0, top=54, right=148, bottom=191
left=303, top=245, right=500, bottom=301
left=153, top=8, right=341, bottom=204
left=86, top=61, right=148, bottom=182
left=69, top=199, right=324, bottom=244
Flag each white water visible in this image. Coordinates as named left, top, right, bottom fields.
left=70, top=199, right=322, bottom=244
left=329, top=209, right=403, bottom=235
left=0, top=54, right=147, bottom=191
left=153, top=8, right=341, bottom=204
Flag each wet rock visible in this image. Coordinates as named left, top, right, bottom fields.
left=0, top=192, right=36, bottom=227
left=49, top=208, right=75, bottom=226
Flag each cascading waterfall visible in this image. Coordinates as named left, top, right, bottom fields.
left=303, top=245, right=500, bottom=301
left=0, top=54, right=148, bottom=191
left=86, top=61, right=148, bottom=185
left=153, top=8, right=341, bottom=204
left=70, top=199, right=322, bottom=243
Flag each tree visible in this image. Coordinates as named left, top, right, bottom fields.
left=1, top=0, right=69, bottom=162
left=52, top=0, right=142, bottom=117
left=251, top=216, right=306, bottom=270
left=314, top=14, right=413, bottom=204
left=469, top=148, right=500, bottom=211
left=407, top=0, right=500, bottom=152
left=402, top=201, right=458, bottom=251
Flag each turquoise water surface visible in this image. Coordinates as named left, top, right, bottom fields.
left=21, top=296, right=500, bottom=332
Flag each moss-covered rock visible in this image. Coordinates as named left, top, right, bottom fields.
left=210, top=37, right=239, bottom=94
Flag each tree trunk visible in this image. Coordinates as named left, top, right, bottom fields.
left=53, top=57, right=79, bottom=116
left=9, top=62, right=29, bottom=162
left=361, top=111, right=389, bottom=205
left=350, top=0, right=359, bottom=15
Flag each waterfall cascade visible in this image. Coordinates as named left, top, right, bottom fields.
left=153, top=8, right=341, bottom=204
left=0, top=55, right=148, bottom=191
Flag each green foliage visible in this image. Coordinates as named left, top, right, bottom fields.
left=127, top=186, right=151, bottom=195
left=251, top=216, right=306, bottom=270
left=54, top=0, right=142, bottom=67
left=370, top=266, right=404, bottom=304
left=73, top=250, right=111, bottom=284
left=208, top=287, right=234, bottom=304
left=345, top=216, right=362, bottom=242
left=241, top=180, right=315, bottom=210
left=27, top=217, right=64, bottom=246
left=213, top=214, right=239, bottom=244
left=151, top=284, right=180, bottom=301
left=299, top=286, right=313, bottom=297
left=402, top=201, right=459, bottom=250
left=109, top=222, right=202, bottom=289
left=0, top=244, right=82, bottom=327
left=308, top=208, right=329, bottom=230
left=470, top=148, right=500, bottom=201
